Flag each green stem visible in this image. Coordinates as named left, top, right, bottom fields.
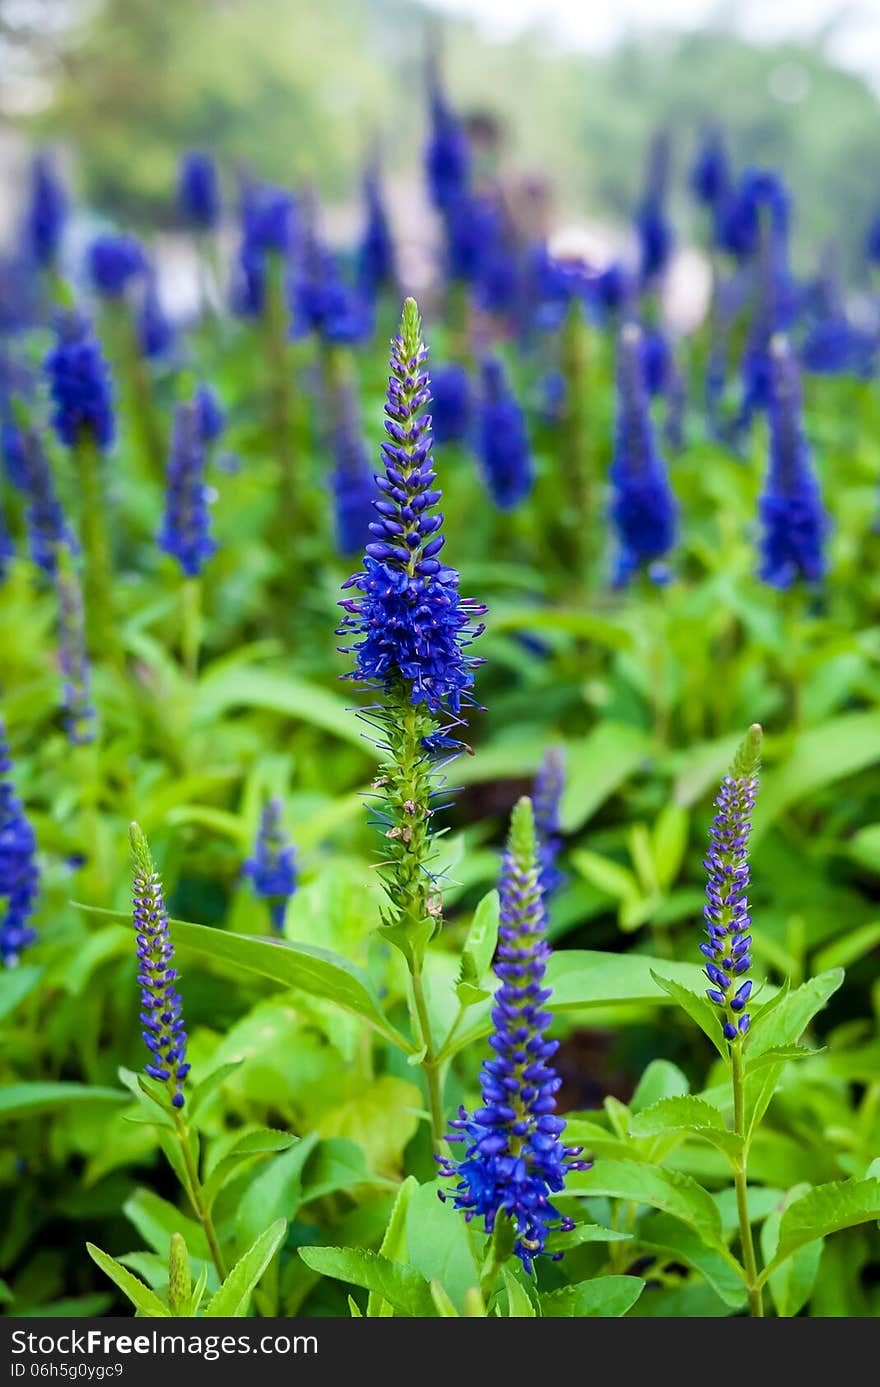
left=75, top=431, right=116, bottom=661
left=181, top=576, right=202, bottom=681
left=731, top=1044, right=764, bottom=1316
left=411, top=965, right=445, bottom=1156
left=479, top=1216, right=516, bottom=1301
left=560, top=299, right=591, bottom=582
left=173, top=1111, right=227, bottom=1283
left=262, top=255, right=298, bottom=544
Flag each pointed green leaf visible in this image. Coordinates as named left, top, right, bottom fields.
left=367, top=1176, right=418, bottom=1318
left=0, top=965, right=42, bottom=1022
left=502, top=1267, right=536, bottom=1317
left=540, top=1275, right=644, bottom=1317
left=629, top=1097, right=742, bottom=1161
left=75, top=903, right=412, bottom=1053
left=747, top=970, right=843, bottom=1060
left=203, top=1129, right=298, bottom=1207
left=86, top=1244, right=171, bottom=1317
left=204, top=1219, right=287, bottom=1317
left=760, top=1179, right=880, bottom=1283
left=760, top=1185, right=823, bottom=1317
left=0, top=1083, right=125, bottom=1121
left=457, top=890, right=499, bottom=990
left=651, top=972, right=727, bottom=1057
left=566, top=1160, right=727, bottom=1255
left=298, top=1247, right=436, bottom=1318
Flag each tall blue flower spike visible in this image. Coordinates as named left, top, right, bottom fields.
left=232, top=182, right=295, bottom=317
left=477, top=357, right=533, bottom=510
left=635, top=131, right=674, bottom=284
left=87, top=233, right=146, bottom=299
left=690, top=127, right=730, bottom=218
left=44, top=310, right=115, bottom=452
left=130, top=823, right=189, bottom=1108
left=24, top=152, right=67, bottom=270
left=157, top=399, right=217, bottom=577
left=338, top=297, right=486, bottom=717
left=425, top=69, right=471, bottom=215
left=138, top=275, right=177, bottom=361
left=533, top=747, right=565, bottom=899
left=0, top=722, right=40, bottom=967
left=757, top=336, right=829, bottom=589
left=701, top=725, right=761, bottom=1042
left=438, top=797, right=588, bottom=1273
left=358, top=164, right=395, bottom=298
left=429, top=362, right=471, bottom=445
left=608, top=322, right=678, bottom=586
left=242, top=798, right=298, bottom=934
left=16, top=423, right=71, bottom=574
left=177, top=151, right=221, bottom=231
left=338, top=298, right=485, bottom=973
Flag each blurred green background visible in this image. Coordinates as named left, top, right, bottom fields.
left=2, top=0, right=880, bottom=268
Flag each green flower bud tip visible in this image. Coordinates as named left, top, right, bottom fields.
left=168, top=1232, right=191, bottom=1312
left=731, top=723, right=762, bottom=780
left=129, top=821, right=154, bottom=877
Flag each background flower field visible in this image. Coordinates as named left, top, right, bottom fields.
left=2, top=0, right=880, bottom=1320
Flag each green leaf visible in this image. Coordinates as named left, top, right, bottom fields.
left=204, top=1219, right=287, bottom=1317
left=637, top=1214, right=747, bottom=1308
left=540, top=1275, right=644, bottom=1317
left=629, top=1097, right=742, bottom=1160
left=203, top=1129, right=298, bottom=1207
left=0, top=965, right=42, bottom=1022
left=630, top=1060, right=690, bottom=1113
left=0, top=1082, right=125, bottom=1121
left=457, top=890, right=499, bottom=991
left=430, top=1281, right=459, bottom=1317
left=814, top=920, right=880, bottom=972
left=448, top=953, right=710, bottom=1055
left=235, top=1133, right=319, bottom=1252
left=75, top=904, right=412, bottom=1053
left=123, top=1190, right=211, bottom=1263
left=192, top=667, right=375, bottom=755
left=502, top=1267, right=536, bottom=1317
left=298, top=1247, right=436, bottom=1318
left=745, top=1045, right=822, bottom=1075
left=367, top=1176, right=418, bottom=1318
left=652, top=804, right=689, bottom=891
left=187, top=1062, right=242, bottom=1119
left=560, top=723, right=650, bottom=833
left=746, top=970, right=844, bottom=1060
left=572, top=849, right=640, bottom=903
left=566, top=1160, right=728, bottom=1255
left=651, top=972, right=727, bottom=1057
left=760, top=1185, right=823, bottom=1317
left=404, top=1181, right=482, bottom=1313
left=759, top=1178, right=880, bottom=1283
left=86, top=1245, right=171, bottom=1317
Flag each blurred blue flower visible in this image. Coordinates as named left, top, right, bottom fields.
left=429, top=362, right=472, bottom=445
left=609, top=323, right=677, bottom=586
left=177, top=151, right=221, bottom=231
left=358, top=165, right=395, bottom=298
left=0, top=724, right=39, bottom=967
left=23, top=152, right=67, bottom=270
left=243, top=798, right=298, bottom=934
left=757, top=336, right=828, bottom=589
left=45, top=310, right=115, bottom=452
left=87, top=233, right=146, bottom=299
left=477, top=357, right=533, bottom=510
left=157, top=399, right=217, bottom=577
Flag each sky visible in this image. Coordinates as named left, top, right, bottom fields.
left=427, top=0, right=880, bottom=90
